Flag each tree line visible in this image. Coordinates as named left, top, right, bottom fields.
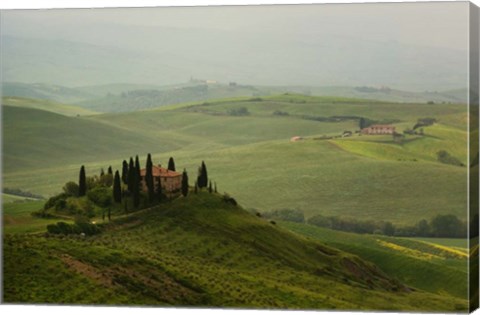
left=258, top=208, right=468, bottom=238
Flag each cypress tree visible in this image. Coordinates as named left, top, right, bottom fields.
left=128, top=157, right=135, bottom=193
left=359, top=117, right=366, bottom=129
left=145, top=153, right=154, bottom=201
left=133, top=171, right=140, bottom=208
left=181, top=169, right=189, bottom=197
left=135, top=155, right=141, bottom=190
left=108, top=166, right=113, bottom=175
left=79, top=165, right=86, bottom=196
left=113, top=170, right=122, bottom=203
left=156, top=177, right=163, bottom=202
left=208, top=180, right=213, bottom=193
left=100, top=168, right=105, bottom=177
left=168, top=157, right=176, bottom=172
left=197, top=161, right=208, bottom=188
left=121, top=160, right=128, bottom=185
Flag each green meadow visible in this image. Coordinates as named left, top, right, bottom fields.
left=2, top=93, right=472, bottom=310
left=2, top=194, right=468, bottom=311
left=3, top=95, right=468, bottom=224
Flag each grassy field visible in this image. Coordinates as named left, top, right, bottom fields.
left=2, top=94, right=469, bottom=225
left=2, top=96, right=98, bottom=116
left=2, top=193, right=468, bottom=311
left=2, top=93, right=472, bottom=310
left=2, top=199, right=74, bottom=234
left=279, top=221, right=468, bottom=299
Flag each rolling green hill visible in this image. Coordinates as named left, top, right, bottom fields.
left=279, top=221, right=468, bottom=299
left=2, top=105, right=179, bottom=172
left=3, top=193, right=467, bottom=311
left=2, top=94, right=468, bottom=225
left=2, top=96, right=98, bottom=117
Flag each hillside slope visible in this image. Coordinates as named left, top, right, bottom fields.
left=2, top=106, right=179, bottom=172
left=279, top=221, right=468, bottom=299
left=3, top=193, right=467, bottom=311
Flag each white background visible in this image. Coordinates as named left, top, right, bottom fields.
left=0, top=1, right=479, bottom=315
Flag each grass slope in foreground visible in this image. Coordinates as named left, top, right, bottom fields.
left=279, top=221, right=468, bottom=300
left=3, top=193, right=466, bottom=311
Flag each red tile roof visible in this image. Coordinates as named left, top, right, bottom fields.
left=140, top=165, right=181, bottom=178
left=366, top=125, right=395, bottom=129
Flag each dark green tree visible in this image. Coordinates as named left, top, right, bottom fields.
left=128, top=157, right=135, bottom=193
left=121, top=160, right=128, bottom=185
left=359, top=117, right=367, bottom=129
left=113, top=170, right=122, bottom=203
left=156, top=177, right=163, bottom=202
left=145, top=153, right=154, bottom=201
left=181, top=169, right=189, bottom=197
left=135, top=155, right=142, bottom=191
left=100, top=168, right=105, bottom=177
left=133, top=171, right=140, bottom=208
left=168, top=157, right=176, bottom=172
left=416, top=219, right=430, bottom=237
left=214, top=181, right=218, bottom=193
left=79, top=165, right=87, bottom=196
left=431, top=214, right=466, bottom=238
left=194, top=181, right=198, bottom=194
left=108, top=166, right=113, bottom=175
left=208, top=180, right=213, bottom=193
left=382, top=222, right=396, bottom=236
left=197, top=161, right=208, bottom=188
left=63, top=181, right=79, bottom=197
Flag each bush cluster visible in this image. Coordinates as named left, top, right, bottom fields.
left=262, top=209, right=305, bottom=223
left=46, top=218, right=101, bottom=236
left=307, top=213, right=467, bottom=238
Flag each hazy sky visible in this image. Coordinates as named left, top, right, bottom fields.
left=2, top=3, right=468, bottom=49
left=0, top=2, right=471, bottom=90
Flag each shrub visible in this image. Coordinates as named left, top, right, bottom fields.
left=437, top=150, right=464, bottom=167
left=46, top=219, right=101, bottom=236
left=227, top=107, right=250, bottom=116
left=62, top=181, right=79, bottom=197
left=44, top=193, right=68, bottom=210
left=87, top=186, right=112, bottom=207
left=222, top=193, right=237, bottom=206
left=263, top=209, right=305, bottom=223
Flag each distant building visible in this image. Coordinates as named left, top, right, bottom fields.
left=361, top=125, right=396, bottom=135
left=140, top=165, right=182, bottom=197
left=290, top=136, right=303, bottom=142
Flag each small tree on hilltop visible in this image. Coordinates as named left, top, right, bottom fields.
left=79, top=165, right=87, bottom=196
left=133, top=171, right=140, bottom=209
left=145, top=153, right=154, bottom=201
left=121, top=160, right=128, bottom=185
left=197, top=161, right=208, bottom=189
left=168, top=157, right=176, bottom=172
left=63, top=181, right=79, bottom=197
left=113, top=170, right=122, bottom=203
left=108, top=166, right=113, bottom=175
left=100, top=168, right=105, bottom=177
left=181, top=169, right=189, bottom=197
left=128, top=157, right=135, bottom=193
left=135, top=155, right=141, bottom=189
left=208, top=180, right=213, bottom=193
left=214, top=181, right=218, bottom=193
left=156, top=177, right=163, bottom=202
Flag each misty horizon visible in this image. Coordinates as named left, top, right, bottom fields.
left=0, top=2, right=470, bottom=91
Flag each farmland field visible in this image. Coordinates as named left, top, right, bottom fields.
left=1, top=93, right=473, bottom=310
left=2, top=95, right=469, bottom=225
